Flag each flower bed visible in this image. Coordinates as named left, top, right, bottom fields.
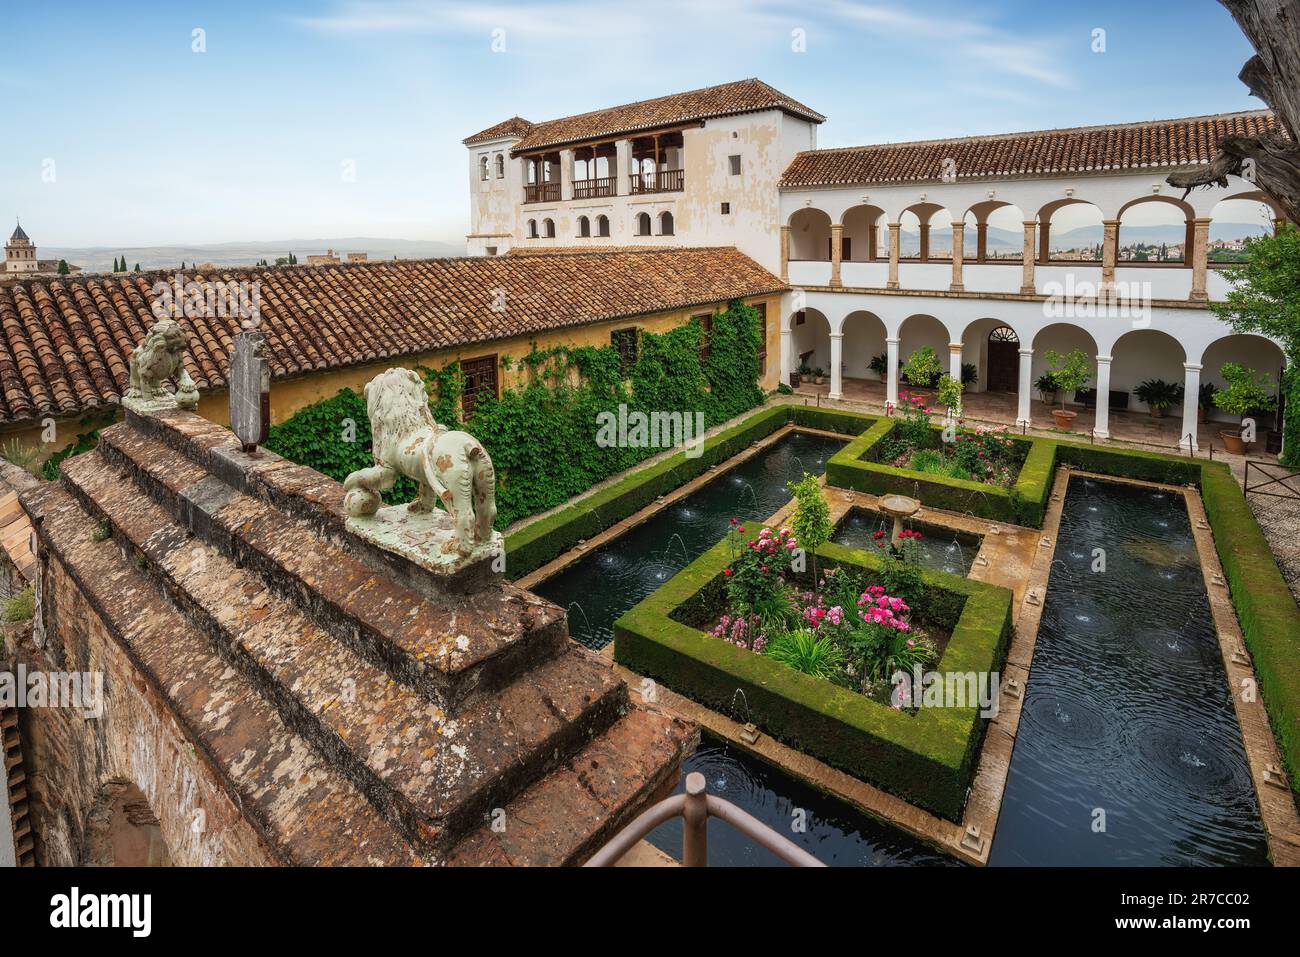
left=874, top=392, right=1024, bottom=488
left=615, top=523, right=1014, bottom=820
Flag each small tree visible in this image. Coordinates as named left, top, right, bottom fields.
left=1213, top=363, right=1276, bottom=437
left=900, top=346, right=942, bottom=389
left=786, top=472, right=831, bottom=583
left=936, top=373, right=962, bottom=419
left=56, top=259, right=69, bottom=275
left=1043, top=349, right=1091, bottom=411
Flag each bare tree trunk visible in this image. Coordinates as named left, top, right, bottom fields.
left=1167, top=0, right=1300, bottom=223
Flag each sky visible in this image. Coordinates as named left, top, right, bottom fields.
left=0, top=0, right=1266, bottom=248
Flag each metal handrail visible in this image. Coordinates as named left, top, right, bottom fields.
left=584, top=771, right=826, bottom=867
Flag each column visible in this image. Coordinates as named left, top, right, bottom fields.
left=1020, top=221, right=1037, bottom=294
left=1101, top=219, right=1120, bottom=296
left=950, top=221, right=965, bottom=291
left=615, top=139, right=632, bottom=196
left=1182, top=362, right=1202, bottom=449
left=559, top=148, right=575, bottom=201
left=779, top=225, right=791, bottom=283
left=830, top=223, right=844, bottom=288
left=887, top=223, right=901, bottom=289
left=829, top=332, right=844, bottom=400
left=1093, top=354, right=1112, bottom=438
left=1189, top=217, right=1211, bottom=302
left=1017, top=348, right=1034, bottom=427
left=780, top=327, right=794, bottom=386
left=919, top=222, right=930, bottom=262
left=886, top=336, right=901, bottom=408
left=1038, top=220, right=1051, bottom=263
left=868, top=221, right=878, bottom=260
left=976, top=221, right=988, bottom=263
left=948, top=342, right=963, bottom=382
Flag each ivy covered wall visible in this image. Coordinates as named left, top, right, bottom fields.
left=264, top=299, right=768, bottom=528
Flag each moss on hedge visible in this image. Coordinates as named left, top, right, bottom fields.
left=614, top=530, right=1013, bottom=820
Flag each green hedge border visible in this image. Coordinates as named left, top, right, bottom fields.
left=504, top=404, right=875, bottom=579
left=614, top=531, right=1013, bottom=820
left=826, top=419, right=1055, bottom=527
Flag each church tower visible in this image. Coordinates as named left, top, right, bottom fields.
left=5, top=221, right=40, bottom=274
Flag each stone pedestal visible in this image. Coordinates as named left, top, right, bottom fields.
left=346, top=504, right=504, bottom=595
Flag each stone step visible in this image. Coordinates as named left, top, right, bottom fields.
left=61, top=448, right=629, bottom=851
left=92, top=422, right=568, bottom=707
left=24, top=482, right=424, bottom=865
left=448, top=704, right=696, bottom=866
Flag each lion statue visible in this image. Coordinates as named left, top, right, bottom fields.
left=343, top=367, right=497, bottom=556
left=127, top=319, right=198, bottom=409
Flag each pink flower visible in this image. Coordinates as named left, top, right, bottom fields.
left=723, top=568, right=733, bottom=577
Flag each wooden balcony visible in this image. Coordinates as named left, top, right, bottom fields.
left=524, top=182, right=561, bottom=204
left=629, top=169, right=684, bottom=195
left=572, top=176, right=617, bottom=199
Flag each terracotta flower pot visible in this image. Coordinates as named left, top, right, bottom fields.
left=1052, top=409, right=1077, bottom=430
left=1150, top=405, right=1166, bottom=418
left=1220, top=429, right=1247, bottom=455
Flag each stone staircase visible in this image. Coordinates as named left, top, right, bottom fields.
left=24, top=408, right=694, bottom=865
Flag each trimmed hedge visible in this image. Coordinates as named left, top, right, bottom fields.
left=614, top=531, right=1013, bottom=820
left=504, top=404, right=876, bottom=579
left=826, top=420, right=1054, bottom=527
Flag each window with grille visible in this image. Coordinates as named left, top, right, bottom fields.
left=611, top=328, right=639, bottom=375
left=461, top=355, right=498, bottom=418
left=694, top=313, right=712, bottom=361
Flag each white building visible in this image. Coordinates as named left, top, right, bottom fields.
left=465, top=81, right=1289, bottom=449
left=4, top=222, right=78, bottom=277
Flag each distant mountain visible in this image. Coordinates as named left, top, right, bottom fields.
left=42, top=237, right=465, bottom=274
left=1052, top=222, right=1269, bottom=249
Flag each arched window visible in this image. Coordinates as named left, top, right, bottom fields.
left=479, top=156, right=489, bottom=181
left=543, top=218, right=556, bottom=238
left=635, top=212, right=652, bottom=236
left=494, top=154, right=505, bottom=178
left=597, top=215, right=610, bottom=237
left=578, top=215, right=591, bottom=237
left=659, top=211, right=675, bottom=236
left=527, top=219, right=538, bottom=239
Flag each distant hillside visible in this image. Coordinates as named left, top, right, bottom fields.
left=43, top=237, right=464, bottom=274
left=1052, top=222, right=1269, bottom=249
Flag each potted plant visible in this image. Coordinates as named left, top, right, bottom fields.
left=1197, top=381, right=1218, bottom=424
left=812, top=366, right=825, bottom=385
left=1133, top=378, right=1184, bottom=418
left=868, top=353, right=888, bottom=381
left=1043, top=349, right=1091, bottom=431
left=1034, top=371, right=1059, bottom=408
left=1212, top=362, right=1277, bottom=454
left=900, top=346, right=942, bottom=401
left=961, top=362, right=979, bottom=387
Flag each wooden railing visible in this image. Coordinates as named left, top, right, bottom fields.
left=629, top=168, right=684, bottom=194
left=524, top=182, right=561, bottom=204
left=573, top=176, right=616, bottom=199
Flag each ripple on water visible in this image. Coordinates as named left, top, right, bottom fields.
left=1132, top=722, right=1256, bottom=803
left=1020, top=687, right=1113, bottom=753
left=1131, top=625, right=1212, bottom=668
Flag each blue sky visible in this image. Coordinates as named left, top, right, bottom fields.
left=0, top=0, right=1263, bottom=247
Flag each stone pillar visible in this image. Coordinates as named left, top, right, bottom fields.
left=868, top=222, right=879, bottom=260
left=1101, top=219, right=1120, bottom=296
left=781, top=327, right=794, bottom=385
left=780, top=225, right=791, bottom=282
left=829, top=332, right=844, bottom=400
left=830, top=223, right=844, bottom=287
left=887, top=223, right=901, bottom=289
left=1189, top=217, right=1211, bottom=302
left=1017, top=348, right=1034, bottom=427
left=615, top=139, right=632, bottom=196
left=976, top=222, right=988, bottom=262
left=1093, top=354, right=1112, bottom=438
left=886, top=336, right=901, bottom=408
left=1182, top=362, right=1202, bottom=449
left=559, top=148, right=575, bottom=201
left=949, top=342, right=963, bottom=383
left=1020, top=221, right=1037, bottom=294
left=950, top=221, right=965, bottom=291
left=919, top=222, right=930, bottom=262
left=1038, top=220, right=1051, bottom=263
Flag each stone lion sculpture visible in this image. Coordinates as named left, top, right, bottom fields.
left=343, top=368, right=497, bottom=556
left=127, top=319, right=199, bottom=409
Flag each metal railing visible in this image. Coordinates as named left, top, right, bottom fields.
left=1244, top=459, right=1300, bottom=501
left=584, top=771, right=825, bottom=867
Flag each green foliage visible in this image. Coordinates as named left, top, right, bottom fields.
left=960, top=362, right=978, bottom=387
left=3, top=586, right=33, bottom=623
left=936, top=373, right=962, bottom=412
left=1133, top=378, right=1184, bottom=411
left=1213, top=362, right=1276, bottom=417
left=1043, top=349, right=1091, bottom=408
left=767, top=629, right=845, bottom=680
left=1211, top=224, right=1300, bottom=359
left=1, top=438, right=42, bottom=477
left=900, top=346, right=941, bottom=388
left=1282, top=365, right=1300, bottom=467
left=786, top=473, right=831, bottom=576
left=41, top=412, right=116, bottom=480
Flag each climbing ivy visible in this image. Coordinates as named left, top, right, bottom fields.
left=266, top=299, right=767, bottom=527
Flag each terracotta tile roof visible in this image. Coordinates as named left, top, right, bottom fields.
left=463, top=116, right=534, bottom=145
left=780, top=110, right=1280, bottom=187
left=0, top=248, right=785, bottom=426
left=467, top=78, right=824, bottom=154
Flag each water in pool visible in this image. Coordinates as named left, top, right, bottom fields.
left=534, top=430, right=845, bottom=650
left=646, top=734, right=958, bottom=867
left=988, top=477, right=1268, bottom=866
left=832, top=509, right=979, bottom=575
